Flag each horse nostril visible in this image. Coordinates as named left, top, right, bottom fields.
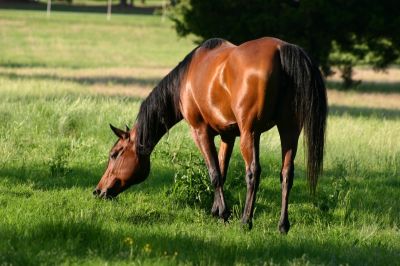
left=98, top=189, right=116, bottom=200
left=99, top=190, right=106, bottom=198
left=93, top=189, right=101, bottom=196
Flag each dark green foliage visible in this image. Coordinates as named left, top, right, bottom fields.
left=170, top=0, right=400, bottom=85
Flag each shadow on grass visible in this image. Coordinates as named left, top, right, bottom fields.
left=225, top=151, right=400, bottom=228
left=1, top=144, right=398, bottom=245
left=0, top=2, right=159, bottom=15
left=0, top=219, right=397, bottom=265
left=329, top=104, right=400, bottom=120
left=0, top=161, right=176, bottom=194
left=0, top=62, right=49, bottom=68
left=0, top=165, right=102, bottom=190
left=0, top=71, right=161, bottom=88
left=317, top=167, right=399, bottom=222
left=327, top=80, right=400, bottom=94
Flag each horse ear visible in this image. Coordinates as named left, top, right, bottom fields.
left=110, top=124, right=129, bottom=139
left=125, top=124, right=130, bottom=132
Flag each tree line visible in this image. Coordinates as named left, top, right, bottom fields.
left=170, top=0, right=400, bottom=86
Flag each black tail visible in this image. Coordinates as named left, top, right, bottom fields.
left=279, top=43, right=328, bottom=194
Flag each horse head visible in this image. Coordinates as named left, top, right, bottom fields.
left=93, top=124, right=150, bottom=199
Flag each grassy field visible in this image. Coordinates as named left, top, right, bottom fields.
left=0, top=7, right=399, bottom=265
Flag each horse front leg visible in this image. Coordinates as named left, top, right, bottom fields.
left=211, top=135, right=235, bottom=216
left=240, top=131, right=261, bottom=230
left=191, top=127, right=230, bottom=221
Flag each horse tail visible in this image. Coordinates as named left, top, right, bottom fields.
left=279, top=43, right=328, bottom=194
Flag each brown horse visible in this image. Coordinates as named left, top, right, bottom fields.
left=93, top=37, right=327, bottom=233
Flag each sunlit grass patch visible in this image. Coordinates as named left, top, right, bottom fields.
left=0, top=9, right=194, bottom=69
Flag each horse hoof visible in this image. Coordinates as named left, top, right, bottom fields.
left=211, top=206, right=231, bottom=222
left=220, top=209, right=231, bottom=222
left=211, top=202, right=220, bottom=217
left=241, top=219, right=253, bottom=231
left=278, top=221, right=290, bottom=234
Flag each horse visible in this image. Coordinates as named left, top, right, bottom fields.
left=93, top=37, right=327, bottom=233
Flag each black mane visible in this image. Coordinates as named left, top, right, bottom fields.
left=135, top=38, right=226, bottom=155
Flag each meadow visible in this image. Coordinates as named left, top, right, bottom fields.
left=0, top=6, right=399, bottom=265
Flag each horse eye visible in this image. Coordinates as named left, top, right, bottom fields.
left=110, top=151, right=119, bottom=160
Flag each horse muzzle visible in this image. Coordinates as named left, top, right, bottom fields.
left=92, top=188, right=117, bottom=199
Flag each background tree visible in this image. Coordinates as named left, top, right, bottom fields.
left=119, top=0, right=145, bottom=7
left=120, top=0, right=127, bottom=7
left=170, top=0, right=400, bottom=86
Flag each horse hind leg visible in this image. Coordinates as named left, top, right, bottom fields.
left=277, top=122, right=300, bottom=234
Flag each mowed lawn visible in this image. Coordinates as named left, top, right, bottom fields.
left=0, top=7, right=399, bottom=265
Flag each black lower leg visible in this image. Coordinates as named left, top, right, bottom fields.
left=278, top=164, right=294, bottom=234
left=242, top=162, right=261, bottom=229
left=209, top=169, right=229, bottom=220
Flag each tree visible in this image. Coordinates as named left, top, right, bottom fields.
left=170, top=0, right=400, bottom=86
left=120, top=0, right=146, bottom=6
left=120, top=0, right=127, bottom=6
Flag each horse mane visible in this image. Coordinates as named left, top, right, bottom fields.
left=135, top=38, right=226, bottom=155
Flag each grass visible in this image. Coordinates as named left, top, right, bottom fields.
left=0, top=7, right=399, bottom=265
left=0, top=7, right=193, bottom=68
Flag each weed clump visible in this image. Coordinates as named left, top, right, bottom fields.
left=157, top=141, right=213, bottom=207
left=170, top=152, right=213, bottom=207
left=47, top=142, right=71, bottom=178
left=314, top=175, right=352, bottom=218
left=58, top=110, right=84, bottom=136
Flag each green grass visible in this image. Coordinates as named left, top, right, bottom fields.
left=0, top=7, right=399, bottom=265
left=0, top=8, right=193, bottom=68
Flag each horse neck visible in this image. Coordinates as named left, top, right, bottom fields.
left=135, top=41, right=201, bottom=155
left=135, top=86, right=183, bottom=155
